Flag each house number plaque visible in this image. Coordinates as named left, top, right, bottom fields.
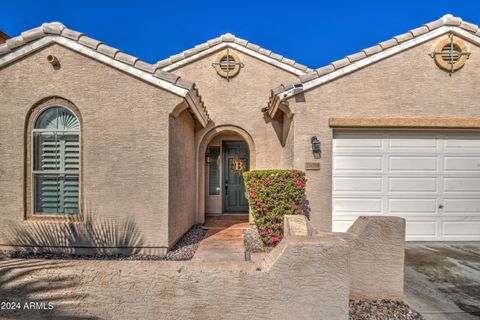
left=305, top=162, right=320, bottom=170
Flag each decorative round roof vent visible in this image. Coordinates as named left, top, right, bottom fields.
left=219, top=55, right=237, bottom=73
left=212, top=49, right=243, bottom=80
left=431, top=34, right=470, bottom=74
left=440, top=43, right=462, bottom=63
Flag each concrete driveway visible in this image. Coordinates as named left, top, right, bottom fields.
left=404, top=242, right=480, bottom=320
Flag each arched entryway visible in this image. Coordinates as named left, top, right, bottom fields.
left=196, top=125, right=255, bottom=224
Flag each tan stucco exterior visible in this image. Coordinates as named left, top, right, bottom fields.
left=1, top=19, right=480, bottom=252
left=281, top=34, right=480, bottom=232
left=168, top=110, right=196, bottom=247
left=169, top=48, right=298, bottom=222
left=171, top=48, right=298, bottom=170
left=0, top=43, right=199, bottom=253
left=0, top=216, right=405, bottom=319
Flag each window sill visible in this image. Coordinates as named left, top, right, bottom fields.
left=25, top=214, right=83, bottom=223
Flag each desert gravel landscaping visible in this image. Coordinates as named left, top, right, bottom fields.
left=243, top=226, right=267, bottom=253
left=0, top=225, right=207, bottom=261
left=349, top=300, right=424, bottom=320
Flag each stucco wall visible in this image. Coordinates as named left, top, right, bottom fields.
left=0, top=235, right=350, bottom=320
left=169, top=110, right=196, bottom=246
left=0, top=215, right=405, bottom=320
left=284, top=34, right=480, bottom=232
left=0, top=44, right=184, bottom=251
left=171, top=48, right=298, bottom=170
left=285, top=215, right=406, bottom=301
left=340, top=216, right=406, bottom=300
left=283, top=113, right=295, bottom=168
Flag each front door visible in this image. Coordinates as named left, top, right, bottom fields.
left=223, top=141, right=249, bottom=213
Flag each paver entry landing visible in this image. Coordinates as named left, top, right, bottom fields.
left=192, top=215, right=250, bottom=262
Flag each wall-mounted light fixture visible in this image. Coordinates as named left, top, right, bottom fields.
left=205, top=151, right=211, bottom=164
left=311, top=136, right=321, bottom=159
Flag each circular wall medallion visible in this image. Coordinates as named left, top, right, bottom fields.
left=433, top=37, right=469, bottom=72
left=213, top=50, right=241, bottom=78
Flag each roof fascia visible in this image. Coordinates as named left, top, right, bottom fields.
left=162, top=42, right=307, bottom=76
left=269, top=26, right=480, bottom=118
left=0, top=35, right=190, bottom=97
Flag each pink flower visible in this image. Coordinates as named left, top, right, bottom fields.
left=268, top=237, right=280, bottom=245
left=291, top=202, right=296, bottom=210
left=261, top=177, right=271, bottom=187
left=295, top=180, right=305, bottom=190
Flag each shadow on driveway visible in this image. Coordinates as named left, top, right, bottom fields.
left=405, top=242, right=480, bottom=320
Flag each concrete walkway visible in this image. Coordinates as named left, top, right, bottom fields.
left=192, top=215, right=250, bottom=262
left=404, top=242, right=480, bottom=320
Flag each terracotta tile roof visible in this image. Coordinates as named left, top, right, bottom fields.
left=267, top=14, right=480, bottom=116
left=156, top=33, right=312, bottom=74
left=0, top=22, right=209, bottom=126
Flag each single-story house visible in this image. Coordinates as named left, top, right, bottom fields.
left=0, top=14, right=479, bottom=254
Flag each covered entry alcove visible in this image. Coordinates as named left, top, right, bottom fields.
left=196, top=125, right=255, bottom=223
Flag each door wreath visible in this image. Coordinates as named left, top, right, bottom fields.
left=231, top=156, right=247, bottom=175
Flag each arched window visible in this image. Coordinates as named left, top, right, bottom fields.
left=32, top=106, right=80, bottom=215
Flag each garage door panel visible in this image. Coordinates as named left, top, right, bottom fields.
left=333, top=131, right=480, bottom=241
left=389, top=134, right=438, bottom=150
left=444, top=157, right=480, bottom=172
left=406, top=221, right=437, bottom=238
left=443, top=199, right=480, bottom=214
left=444, top=178, right=480, bottom=192
left=442, top=221, right=480, bottom=239
left=444, top=136, right=480, bottom=153
left=389, top=198, right=437, bottom=214
left=333, top=177, right=383, bottom=192
left=334, top=156, right=383, bottom=171
left=389, top=177, right=438, bottom=193
left=389, top=156, right=437, bottom=171
left=333, top=198, right=382, bottom=213
left=333, top=133, right=383, bottom=150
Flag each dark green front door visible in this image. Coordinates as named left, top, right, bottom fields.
left=223, top=141, right=249, bottom=213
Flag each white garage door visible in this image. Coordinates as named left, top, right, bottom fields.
left=332, top=131, right=480, bottom=241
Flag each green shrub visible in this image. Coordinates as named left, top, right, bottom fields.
left=243, top=169, right=307, bottom=246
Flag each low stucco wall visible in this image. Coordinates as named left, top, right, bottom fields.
left=342, top=216, right=405, bottom=300
left=0, top=235, right=350, bottom=320
left=342, top=217, right=405, bottom=300
left=0, top=215, right=404, bottom=320
left=284, top=215, right=406, bottom=301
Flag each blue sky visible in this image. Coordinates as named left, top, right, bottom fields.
left=1, top=0, right=479, bottom=68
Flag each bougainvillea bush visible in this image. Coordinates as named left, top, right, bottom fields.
left=243, top=170, right=307, bottom=246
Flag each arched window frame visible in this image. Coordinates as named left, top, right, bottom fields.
left=25, top=97, right=83, bottom=222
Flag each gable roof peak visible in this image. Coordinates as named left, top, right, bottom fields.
left=157, top=33, right=312, bottom=74
left=441, top=13, right=463, bottom=26
left=442, top=13, right=457, bottom=22
left=0, top=21, right=210, bottom=127
left=266, top=14, right=480, bottom=117
left=47, top=21, right=66, bottom=27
